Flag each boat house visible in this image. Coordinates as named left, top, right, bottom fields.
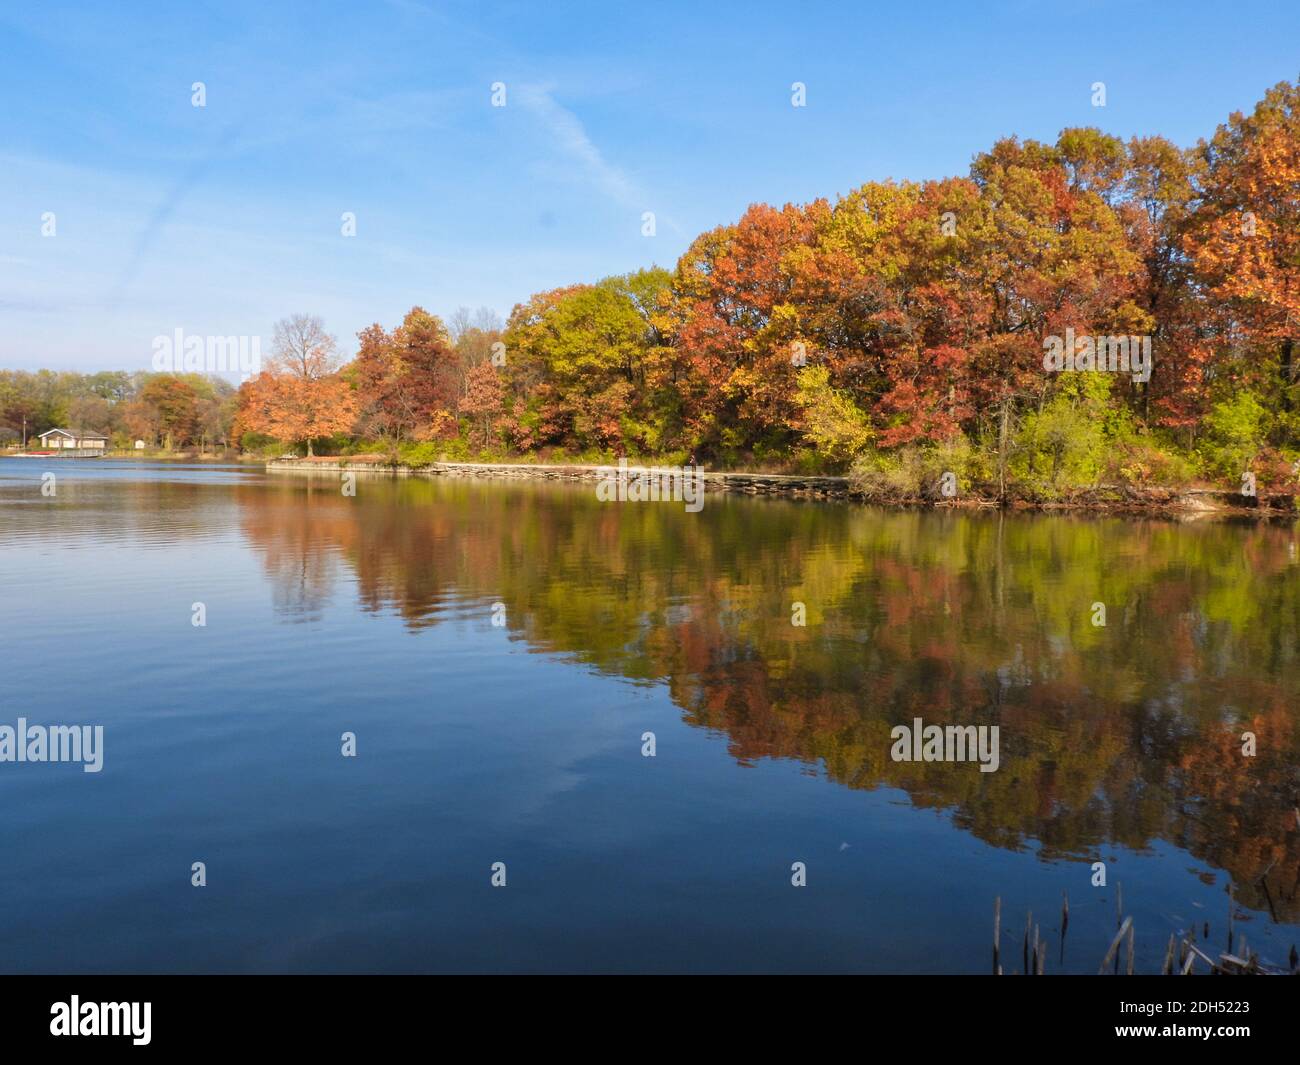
left=36, top=428, right=110, bottom=452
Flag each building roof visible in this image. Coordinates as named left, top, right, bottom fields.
left=37, top=427, right=109, bottom=440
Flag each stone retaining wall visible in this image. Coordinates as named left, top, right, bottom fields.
left=266, top=459, right=854, bottom=499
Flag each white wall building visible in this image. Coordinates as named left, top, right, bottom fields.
left=36, top=428, right=109, bottom=451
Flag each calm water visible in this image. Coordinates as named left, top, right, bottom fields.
left=1, top=459, right=1297, bottom=973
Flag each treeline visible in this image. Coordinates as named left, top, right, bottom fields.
left=14, top=80, right=1300, bottom=494
left=0, top=369, right=237, bottom=450
left=238, top=79, right=1299, bottom=496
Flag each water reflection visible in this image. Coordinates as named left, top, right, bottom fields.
left=236, top=475, right=1300, bottom=923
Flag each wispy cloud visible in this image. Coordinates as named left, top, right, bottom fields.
left=516, top=83, right=675, bottom=232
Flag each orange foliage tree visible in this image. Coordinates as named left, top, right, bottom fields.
left=236, top=314, right=356, bottom=454
left=352, top=308, right=459, bottom=444
left=1186, top=80, right=1300, bottom=424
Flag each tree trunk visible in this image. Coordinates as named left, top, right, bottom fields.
left=1282, top=337, right=1294, bottom=412
left=997, top=400, right=1010, bottom=503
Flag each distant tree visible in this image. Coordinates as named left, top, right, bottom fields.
left=140, top=376, right=200, bottom=449
left=449, top=306, right=504, bottom=402
left=86, top=371, right=132, bottom=403
left=270, top=314, right=344, bottom=381
left=65, top=394, right=111, bottom=434
left=195, top=392, right=234, bottom=451
left=121, top=398, right=161, bottom=446
left=447, top=306, right=502, bottom=345
left=235, top=315, right=355, bottom=454
left=460, top=362, right=505, bottom=448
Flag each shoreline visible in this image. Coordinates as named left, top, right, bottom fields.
left=2, top=451, right=258, bottom=462
left=265, top=458, right=1297, bottom=519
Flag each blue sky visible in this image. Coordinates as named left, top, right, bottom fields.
left=2, top=0, right=1298, bottom=373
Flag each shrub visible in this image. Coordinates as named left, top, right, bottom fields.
left=849, top=449, right=922, bottom=499
left=849, top=436, right=978, bottom=500
left=1197, top=391, right=1269, bottom=483
left=238, top=431, right=283, bottom=456
left=397, top=441, right=441, bottom=468
left=1251, top=447, right=1300, bottom=497
left=1011, top=375, right=1112, bottom=497
left=1103, top=438, right=1196, bottom=488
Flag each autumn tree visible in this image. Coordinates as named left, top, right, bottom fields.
left=353, top=308, right=459, bottom=444
left=672, top=202, right=823, bottom=457
left=1119, top=135, right=1208, bottom=436
left=502, top=269, right=673, bottom=452
left=792, top=364, right=872, bottom=463
left=270, top=314, right=342, bottom=380
left=36, top=78, right=1295, bottom=483
left=448, top=306, right=504, bottom=404
left=64, top=394, right=112, bottom=436
left=789, top=177, right=980, bottom=448
left=1186, top=80, right=1300, bottom=436
left=140, top=376, right=199, bottom=449
left=460, top=361, right=505, bottom=448
left=121, top=397, right=161, bottom=446
left=237, top=315, right=355, bottom=454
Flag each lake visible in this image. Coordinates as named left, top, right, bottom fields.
left=1, top=459, right=1297, bottom=973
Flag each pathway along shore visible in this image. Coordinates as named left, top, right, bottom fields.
left=265, top=457, right=1296, bottom=518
